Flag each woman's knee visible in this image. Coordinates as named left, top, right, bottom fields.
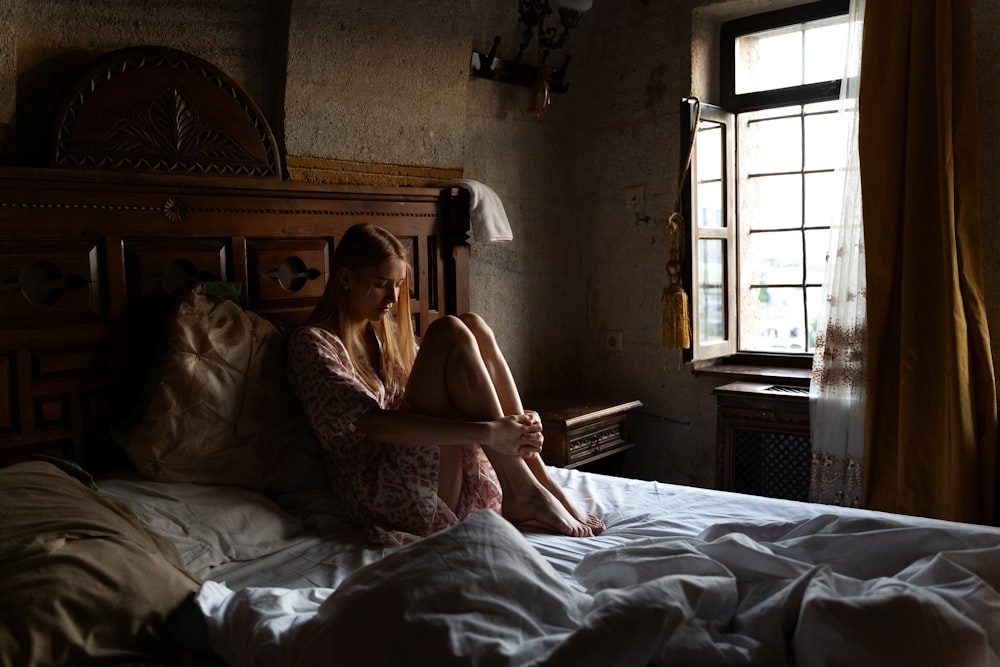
left=457, top=312, right=495, bottom=341
left=424, top=314, right=477, bottom=348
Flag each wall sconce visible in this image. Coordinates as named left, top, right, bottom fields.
left=470, top=0, right=593, bottom=114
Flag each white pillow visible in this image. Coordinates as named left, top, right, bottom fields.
left=100, top=476, right=304, bottom=577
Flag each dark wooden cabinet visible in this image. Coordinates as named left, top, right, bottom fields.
left=531, top=398, right=643, bottom=470
left=714, top=382, right=812, bottom=501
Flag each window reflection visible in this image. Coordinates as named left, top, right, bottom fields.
left=698, top=238, right=726, bottom=343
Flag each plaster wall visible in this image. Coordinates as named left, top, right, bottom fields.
left=2, top=0, right=999, bottom=490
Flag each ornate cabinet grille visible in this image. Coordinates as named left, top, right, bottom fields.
left=715, top=382, right=811, bottom=502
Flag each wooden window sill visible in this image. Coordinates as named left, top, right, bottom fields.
left=692, top=361, right=811, bottom=388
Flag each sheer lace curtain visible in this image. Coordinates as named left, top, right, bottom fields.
left=809, top=0, right=866, bottom=507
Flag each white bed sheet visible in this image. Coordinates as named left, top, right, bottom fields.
left=102, top=468, right=1000, bottom=666
left=101, top=467, right=916, bottom=589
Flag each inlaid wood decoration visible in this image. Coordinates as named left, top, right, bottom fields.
left=0, top=47, right=471, bottom=473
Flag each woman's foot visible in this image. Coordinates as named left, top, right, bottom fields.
left=500, top=479, right=595, bottom=538
left=581, top=513, right=606, bottom=535
left=523, top=453, right=605, bottom=535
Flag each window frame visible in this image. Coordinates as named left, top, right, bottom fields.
left=683, top=0, right=849, bottom=367
left=681, top=98, right=737, bottom=362
left=720, top=0, right=849, bottom=112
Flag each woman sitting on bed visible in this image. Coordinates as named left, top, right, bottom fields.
left=288, top=223, right=602, bottom=545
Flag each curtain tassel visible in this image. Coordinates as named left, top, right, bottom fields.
left=661, top=99, right=700, bottom=351
left=661, top=257, right=690, bottom=349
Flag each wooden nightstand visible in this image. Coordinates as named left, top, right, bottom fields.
left=528, top=398, right=643, bottom=470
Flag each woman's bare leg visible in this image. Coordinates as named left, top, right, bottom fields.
left=406, top=315, right=593, bottom=537
left=457, top=313, right=604, bottom=534
left=520, top=453, right=604, bottom=533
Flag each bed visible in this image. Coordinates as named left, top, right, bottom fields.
left=2, top=46, right=999, bottom=667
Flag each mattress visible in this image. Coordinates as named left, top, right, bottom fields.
left=99, top=467, right=1000, bottom=666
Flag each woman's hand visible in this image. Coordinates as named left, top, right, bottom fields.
left=486, top=413, right=544, bottom=457
left=520, top=411, right=545, bottom=459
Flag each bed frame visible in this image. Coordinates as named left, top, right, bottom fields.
left=0, top=46, right=471, bottom=474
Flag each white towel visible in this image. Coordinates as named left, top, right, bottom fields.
left=442, top=179, right=514, bottom=244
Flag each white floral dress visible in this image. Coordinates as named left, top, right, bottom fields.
left=287, top=326, right=502, bottom=545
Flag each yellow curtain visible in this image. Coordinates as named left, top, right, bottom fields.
left=859, top=0, right=996, bottom=524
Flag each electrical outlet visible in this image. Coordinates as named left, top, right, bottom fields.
left=605, top=330, right=623, bottom=351
left=624, top=186, right=643, bottom=211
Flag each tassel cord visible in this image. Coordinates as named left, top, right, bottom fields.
left=661, top=98, right=701, bottom=350
left=667, top=98, right=702, bottom=271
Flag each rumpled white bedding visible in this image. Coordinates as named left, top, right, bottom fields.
left=99, top=475, right=305, bottom=576
left=103, top=468, right=1000, bottom=667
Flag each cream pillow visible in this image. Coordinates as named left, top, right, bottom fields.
left=125, top=283, right=328, bottom=493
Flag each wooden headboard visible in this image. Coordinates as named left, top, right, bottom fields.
left=0, top=47, right=470, bottom=473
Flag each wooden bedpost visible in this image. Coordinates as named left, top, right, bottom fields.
left=445, top=186, right=471, bottom=315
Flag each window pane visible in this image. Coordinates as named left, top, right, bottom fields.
left=740, top=113, right=801, bottom=174
left=734, top=15, right=850, bottom=95
left=724, top=6, right=852, bottom=358
left=804, top=228, right=829, bottom=286
left=697, top=181, right=724, bottom=228
left=698, top=238, right=726, bottom=344
left=734, top=27, right=802, bottom=94
left=804, top=111, right=842, bottom=171
left=744, top=230, right=803, bottom=286
left=806, top=285, right=825, bottom=351
left=742, top=174, right=802, bottom=231
left=697, top=122, right=722, bottom=180
left=803, top=19, right=849, bottom=84
left=695, top=120, right=725, bottom=229
left=742, top=286, right=807, bottom=352
left=804, top=171, right=840, bottom=229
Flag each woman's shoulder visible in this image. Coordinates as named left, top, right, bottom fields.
left=289, top=325, right=346, bottom=357
left=291, top=325, right=337, bottom=343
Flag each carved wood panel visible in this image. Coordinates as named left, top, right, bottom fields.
left=246, top=238, right=329, bottom=322
left=124, top=238, right=228, bottom=304
left=51, top=47, right=281, bottom=179
left=0, top=242, right=103, bottom=329
left=394, top=232, right=446, bottom=338
left=0, top=332, right=111, bottom=469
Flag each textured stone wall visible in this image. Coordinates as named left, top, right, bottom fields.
left=284, top=0, right=469, bottom=170
left=0, top=0, right=13, bottom=161
left=8, top=1, right=282, bottom=165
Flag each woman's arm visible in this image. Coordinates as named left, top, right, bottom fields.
left=355, top=409, right=542, bottom=458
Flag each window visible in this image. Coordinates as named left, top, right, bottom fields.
left=683, top=0, right=852, bottom=363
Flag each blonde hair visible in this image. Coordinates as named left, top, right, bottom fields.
left=307, top=223, right=416, bottom=395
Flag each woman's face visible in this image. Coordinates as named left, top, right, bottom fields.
left=344, top=257, right=407, bottom=322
